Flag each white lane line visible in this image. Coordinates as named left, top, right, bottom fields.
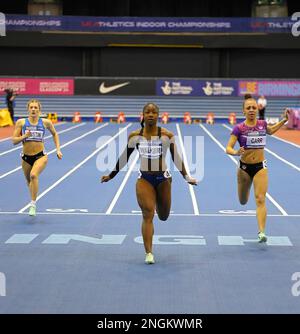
left=105, top=152, right=139, bottom=215
left=0, top=137, right=12, bottom=143
left=18, top=124, right=132, bottom=213
left=222, top=124, right=300, bottom=172
left=273, top=134, right=300, bottom=149
left=0, top=123, right=109, bottom=180
left=0, top=211, right=299, bottom=217
left=176, top=123, right=200, bottom=215
left=264, top=148, right=300, bottom=172
left=131, top=210, right=174, bottom=213
left=0, top=123, right=86, bottom=157
left=200, top=124, right=288, bottom=216
left=0, top=121, right=67, bottom=143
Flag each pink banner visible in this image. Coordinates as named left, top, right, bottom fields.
left=0, top=78, right=74, bottom=95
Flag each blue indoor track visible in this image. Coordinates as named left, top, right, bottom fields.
left=0, top=121, right=300, bottom=314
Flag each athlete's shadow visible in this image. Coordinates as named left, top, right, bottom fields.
left=23, top=216, right=46, bottom=225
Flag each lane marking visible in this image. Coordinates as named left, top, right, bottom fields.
left=0, top=122, right=85, bottom=157
left=0, top=123, right=109, bottom=180
left=222, top=124, right=300, bottom=172
left=0, top=211, right=299, bottom=217
left=176, top=123, right=200, bottom=215
left=200, top=124, right=288, bottom=216
left=106, top=152, right=139, bottom=215
left=0, top=122, right=67, bottom=143
left=18, top=124, right=131, bottom=213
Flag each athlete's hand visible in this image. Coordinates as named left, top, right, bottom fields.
left=283, top=108, right=291, bottom=121
left=184, top=175, right=198, bottom=186
left=56, top=150, right=63, bottom=159
left=236, top=147, right=245, bottom=156
left=24, top=130, right=31, bottom=138
left=101, top=175, right=111, bottom=183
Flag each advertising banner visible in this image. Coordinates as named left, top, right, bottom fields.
left=4, top=15, right=295, bottom=34
left=157, top=79, right=238, bottom=97
left=75, top=78, right=156, bottom=95
left=239, top=80, right=300, bottom=97
left=0, top=78, right=74, bottom=95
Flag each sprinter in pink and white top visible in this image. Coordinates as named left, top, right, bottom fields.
left=226, top=94, right=290, bottom=243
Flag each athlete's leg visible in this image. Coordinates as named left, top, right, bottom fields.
left=253, top=168, right=268, bottom=235
left=22, top=159, right=32, bottom=187
left=136, top=178, right=156, bottom=254
left=29, top=155, right=48, bottom=201
left=155, top=179, right=172, bottom=221
left=237, top=168, right=252, bottom=205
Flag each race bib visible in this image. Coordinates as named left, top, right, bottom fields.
left=246, top=135, right=266, bottom=148
left=29, top=131, right=43, bottom=139
left=138, top=140, right=162, bottom=159
left=27, top=130, right=44, bottom=141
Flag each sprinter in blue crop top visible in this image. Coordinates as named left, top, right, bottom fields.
left=12, top=99, right=63, bottom=216
left=226, top=94, right=290, bottom=243
left=101, top=103, right=197, bottom=264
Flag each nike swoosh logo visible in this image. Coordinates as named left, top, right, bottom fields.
left=99, top=82, right=130, bottom=94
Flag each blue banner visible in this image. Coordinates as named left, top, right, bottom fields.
left=4, top=15, right=296, bottom=33
left=157, top=79, right=238, bottom=97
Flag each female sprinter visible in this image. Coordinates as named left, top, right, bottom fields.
left=12, top=99, right=63, bottom=216
left=226, top=94, right=290, bottom=242
left=101, top=103, right=197, bottom=264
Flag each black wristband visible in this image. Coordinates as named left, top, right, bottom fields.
left=108, top=170, right=118, bottom=179
left=108, top=145, right=135, bottom=179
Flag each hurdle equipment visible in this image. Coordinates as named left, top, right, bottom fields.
left=94, top=112, right=103, bottom=123
left=228, top=112, right=236, bottom=125
left=72, top=112, right=81, bottom=123
left=117, top=112, right=126, bottom=123
left=183, top=112, right=192, bottom=124
left=206, top=112, right=215, bottom=125
left=161, top=112, right=169, bottom=124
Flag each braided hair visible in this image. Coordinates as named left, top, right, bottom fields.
left=141, top=103, right=159, bottom=128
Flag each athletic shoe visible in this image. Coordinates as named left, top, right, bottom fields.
left=29, top=205, right=36, bottom=217
left=258, top=231, right=267, bottom=243
left=145, top=252, right=155, bottom=264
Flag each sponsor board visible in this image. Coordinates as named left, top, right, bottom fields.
left=5, top=15, right=296, bottom=33
left=0, top=78, right=74, bottom=95
left=239, top=80, right=300, bottom=97
left=157, top=79, right=237, bottom=97
left=75, top=78, right=156, bottom=95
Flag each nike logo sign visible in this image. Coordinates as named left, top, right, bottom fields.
left=99, top=82, right=130, bottom=94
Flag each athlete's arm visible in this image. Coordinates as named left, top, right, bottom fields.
left=267, top=109, right=290, bottom=135
left=168, top=130, right=197, bottom=185
left=11, top=119, right=29, bottom=145
left=44, top=119, right=63, bottom=159
left=226, top=135, right=245, bottom=156
left=101, top=131, right=137, bottom=182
